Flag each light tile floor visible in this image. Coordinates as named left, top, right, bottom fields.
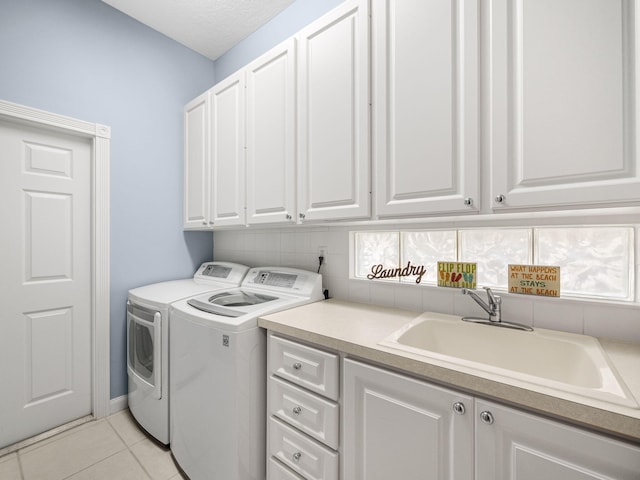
left=0, top=410, right=188, bottom=480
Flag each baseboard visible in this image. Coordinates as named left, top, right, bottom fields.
left=109, top=395, right=128, bottom=415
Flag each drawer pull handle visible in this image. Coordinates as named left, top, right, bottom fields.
left=293, top=362, right=302, bottom=371
left=292, top=406, right=302, bottom=416
left=293, top=451, right=302, bottom=462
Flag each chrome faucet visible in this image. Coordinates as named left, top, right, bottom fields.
left=461, top=287, right=533, bottom=331
left=461, top=287, right=501, bottom=321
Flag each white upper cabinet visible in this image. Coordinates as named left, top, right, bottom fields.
left=246, top=39, right=297, bottom=225
left=184, top=92, right=210, bottom=229
left=487, top=0, right=640, bottom=211
left=373, top=0, right=480, bottom=217
left=297, top=0, right=371, bottom=222
left=209, top=70, right=246, bottom=227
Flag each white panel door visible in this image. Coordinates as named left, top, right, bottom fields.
left=475, top=399, right=640, bottom=480
left=246, top=38, right=297, bottom=226
left=210, top=71, right=246, bottom=227
left=184, top=92, right=210, bottom=229
left=343, top=359, right=474, bottom=480
left=373, top=0, right=480, bottom=217
left=488, top=0, right=640, bottom=210
left=0, top=120, right=92, bottom=448
left=297, top=0, right=370, bottom=221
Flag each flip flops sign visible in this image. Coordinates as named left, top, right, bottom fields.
left=437, top=262, right=477, bottom=289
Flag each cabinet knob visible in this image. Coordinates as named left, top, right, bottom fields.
left=299, top=213, right=306, bottom=219
left=285, top=214, right=292, bottom=220
left=292, top=362, right=302, bottom=371
left=293, top=451, right=302, bottom=462
left=464, top=197, right=473, bottom=207
left=292, top=406, right=302, bottom=416
left=495, top=194, right=506, bottom=204
left=480, top=411, right=494, bottom=424
left=453, top=402, right=466, bottom=415
left=202, top=221, right=207, bottom=225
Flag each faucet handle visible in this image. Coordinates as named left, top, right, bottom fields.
left=482, top=287, right=500, bottom=306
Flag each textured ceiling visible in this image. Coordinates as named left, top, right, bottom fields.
left=102, top=0, right=295, bottom=60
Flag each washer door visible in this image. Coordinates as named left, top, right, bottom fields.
left=127, top=302, right=162, bottom=399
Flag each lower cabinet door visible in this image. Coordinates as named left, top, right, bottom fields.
left=475, top=399, right=640, bottom=480
left=343, top=358, right=474, bottom=480
left=269, top=417, right=339, bottom=480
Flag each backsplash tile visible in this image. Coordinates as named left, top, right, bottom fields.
left=421, top=287, right=454, bottom=314
left=214, top=227, right=640, bottom=343
left=584, top=304, right=640, bottom=343
left=348, top=281, right=371, bottom=304
left=500, top=295, right=534, bottom=328
left=393, top=285, right=422, bottom=312
left=533, top=300, right=584, bottom=334
left=370, top=283, right=396, bottom=308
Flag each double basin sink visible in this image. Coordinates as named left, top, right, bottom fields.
left=379, top=313, right=637, bottom=409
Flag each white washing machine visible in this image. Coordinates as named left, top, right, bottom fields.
left=169, top=267, right=323, bottom=480
left=126, top=262, right=249, bottom=445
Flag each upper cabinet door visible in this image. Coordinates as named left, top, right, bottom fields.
left=373, top=0, right=480, bottom=217
left=210, top=71, right=246, bottom=227
left=246, top=38, right=297, bottom=225
left=184, top=92, right=210, bottom=229
left=297, top=0, right=371, bottom=222
left=488, top=0, right=640, bottom=211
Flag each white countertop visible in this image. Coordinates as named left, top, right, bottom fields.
left=258, top=299, right=640, bottom=444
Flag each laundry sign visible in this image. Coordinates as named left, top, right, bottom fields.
left=367, top=261, right=427, bottom=284
left=508, top=264, right=560, bottom=297
left=437, top=262, right=476, bottom=289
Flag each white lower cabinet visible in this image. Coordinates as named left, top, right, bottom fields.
left=476, top=399, right=640, bottom=480
left=343, top=358, right=474, bottom=480
left=268, top=335, right=640, bottom=480
left=267, top=333, right=340, bottom=480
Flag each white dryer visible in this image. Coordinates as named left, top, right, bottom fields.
left=126, top=262, right=249, bottom=444
left=169, top=267, right=323, bottom=480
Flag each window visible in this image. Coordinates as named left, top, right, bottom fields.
left=401, top=231, right=456, bottom=284
left=459, top=229, right=531, bottom=288
left=352, top=226, right=636, bottom=302
left=535, top=227, right=634, bottom=300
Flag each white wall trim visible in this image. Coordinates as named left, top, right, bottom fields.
left=0, top=99, right=111, bottom=419
left=109, top=395, right=129, bottom=415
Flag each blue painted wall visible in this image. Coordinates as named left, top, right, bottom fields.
left=214, top=0, right=346, bottom=82
left=0, top=0, right=215, bottom=399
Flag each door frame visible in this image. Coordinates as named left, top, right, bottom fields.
left=0, top=99, right=110, bottom=419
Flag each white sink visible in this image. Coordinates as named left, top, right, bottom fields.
left=379, top=313, right=638, bottom=408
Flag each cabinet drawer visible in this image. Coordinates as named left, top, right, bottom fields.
left=269, top=334, right=339, bottom=400
left=268, top=457, right=305, bottom=480
left=269, top=417, right=339, bottom=480
left=269, top=375, right=339, bottom=449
